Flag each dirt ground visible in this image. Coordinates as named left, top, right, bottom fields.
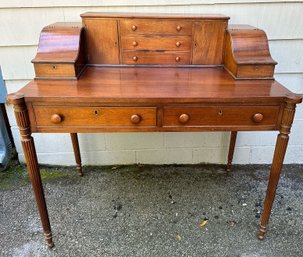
left=1, top=162, right=303, bottom=257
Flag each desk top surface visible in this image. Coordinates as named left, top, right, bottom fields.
left=19, top=67, right=300, bottom=104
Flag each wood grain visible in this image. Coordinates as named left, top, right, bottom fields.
left=120, top=19, right=193, bottom=35
left=258, top=101, right=297, bottom=240
left=8, top=94, right=54, bottom=248
left=70, top=133, right=83, bottom=176
left=192, top=21, right=227, bottom=64
left=226, top=131, right=237, bottom=172
left=81, top=12, right=230, bottom=20
left=121, top=35, right=192, bottom=51
left=224, top=25, right=277, bottom=79
left=32, top=22, right=85, bottom=79
left=17, top=67, right=300, bottom=104
left=83, top=18, right=119, bottom=64
left=163, top=106, right=280, bottom=128
left=33, top=106, right=157, bottom=128
left=122, top=51, right=190, bottom=64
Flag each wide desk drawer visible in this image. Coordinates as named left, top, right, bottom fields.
left=33, top=106, right=156, bottom=127
left=163, top=106, right=280, bottom=127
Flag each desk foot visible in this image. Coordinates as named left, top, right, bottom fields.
left=70, top=133, right=83, bottom=176
left=44, top=231, right=55, bottom=248
left=257, top=225, right=266, bottom=240
left=226, top=131, right=237, bottom=172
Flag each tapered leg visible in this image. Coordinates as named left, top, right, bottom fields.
left=70, top=133, right=83, bottom=176
left=10, top=94, right=54, bottom=248
left=226, top=131, right=238, bottom=172
left=258, top=101, right=296, bottom=240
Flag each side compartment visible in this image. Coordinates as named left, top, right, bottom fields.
left=83, top=18, right=120, bottom=64
left=32, top=22, right=86, bottom=80
left=224, top=25, right=277, bottom=79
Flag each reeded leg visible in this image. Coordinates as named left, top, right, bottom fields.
left=9, top=94, right=54, bottom=248
left=226, top=131, right=237, bottom=172
left=258, top=101, right=296, bottom=240
left=70, top=133, right=83, bottom=176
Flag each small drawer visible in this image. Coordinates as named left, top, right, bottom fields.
left=122, top=51, right=190, bottom=65
left=163, top=106, right=280, bottom=128
left=121, top=36, right=191, bottom=51
left=33, top=106, right=156, bottom=127
left=120, top=19, right=193, bottom=35
left=34, top=63, right=76, bottom=79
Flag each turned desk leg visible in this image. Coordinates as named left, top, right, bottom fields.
left=226, top=131, right=238, bottom=172
left=258, top=101, right=296, bottom=240
left=11, top=95, right=54, bottom=248
left=70, top=133, right=83, bottom=176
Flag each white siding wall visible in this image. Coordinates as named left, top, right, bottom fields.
left=1, top=1, right=303, bottom=165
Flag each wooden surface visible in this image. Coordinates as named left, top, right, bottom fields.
left=80, top=12, right=230, bottom=20
left=19, top=67, right=298, bottom=103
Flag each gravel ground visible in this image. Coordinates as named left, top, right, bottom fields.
left=1, top=163, right=303, bottom=257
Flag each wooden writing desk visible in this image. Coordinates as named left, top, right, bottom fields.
left=7, top=13, right=302, bottom=248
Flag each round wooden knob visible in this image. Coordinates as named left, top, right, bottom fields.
left=132, top=41, right=138, bottom=46
left=176, top=25, right=182, bottom=31
left=176, top=42, right=181, bottom=47
left=179, top=114, right=190, bottom=124
left=130, top=114, right=141, bottom=124
left=131, top=25, right=137, bottom=31
left=51, top=114, right=62, bottom=124
left=175, top=56, right=181, bottom=62
left=252, top=113, right=264, bottom=123
left=132, top=56, right=138, bottom=62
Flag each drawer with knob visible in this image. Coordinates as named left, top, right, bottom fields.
left=163, top=106, right=281, bottom=129
left=33, top=63, right=77, bottom=79
left=121, top=36, right=191, bottom=51
left=120, top=19, right=192, bottom=35
left=122, top=51, right=190, bottom=65
left=33, top=106, right=156, bottom=128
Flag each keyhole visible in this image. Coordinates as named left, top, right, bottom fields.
left=94, top=110, right=99, bottom=116
left=218, top=110, right=223, bottom=116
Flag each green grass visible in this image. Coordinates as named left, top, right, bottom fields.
left=0, top=160, right=28, bottom=190
left=0, top=161, right=77, bottom=191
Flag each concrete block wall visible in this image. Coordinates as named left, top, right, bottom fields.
left=1, top=1, right=303, bottom=165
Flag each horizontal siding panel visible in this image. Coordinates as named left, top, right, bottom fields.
left=275, top=73, right=303, bottom=94
left=1, top=40, right=302, bottom=80
left=269, top=40, right=303, bottom=73
left=0, top=3, right=303, bottom=46
left=0, top=46, right=36, bottom=80
left=0, top=0, right=301, bottom=8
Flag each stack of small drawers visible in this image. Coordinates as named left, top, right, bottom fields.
left=119, top=19, right=193, bottom=65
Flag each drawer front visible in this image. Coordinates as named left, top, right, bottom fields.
left=120, top=19, right=193, bottom=35
left=122, top=51, right=190, bottom=65
left=33, top=106, right=156, bottom=127
left=163, top=106, right=280, bottom=127
left=34, top=63, right=75, bottom=78
left=121, top=36, right=192, bottom=51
